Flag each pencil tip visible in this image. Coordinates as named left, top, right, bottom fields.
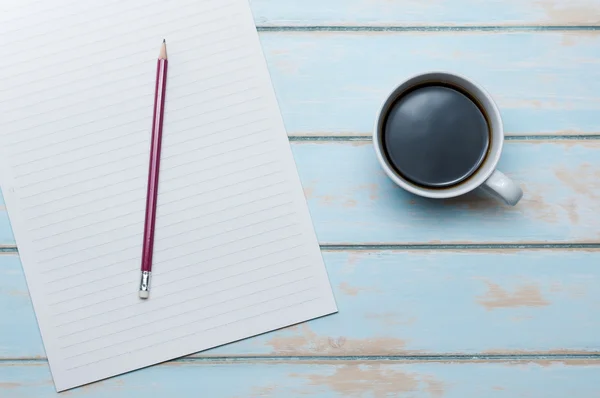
left=159, top=40, right=167, bottom=60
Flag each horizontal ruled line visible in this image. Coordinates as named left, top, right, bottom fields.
left=1, top=32, right=247, bottom=114
left=151, top=161, right=281, bottom=204
left=28, top=141, right=276, bottom=232
left=7, top=80, right=260, bottom=151
left=51, top=241, right=305, bottom=323
left=154, top=230, right=303, bottom=267
left=48, top=242, right=304, bottom=298
left=5, top=67, right=256, bottom=150
left=41, top=188, right=290, bottom=265
left=59, top=268, right=313, bottom=347
left=0, top=0, right=122, bottom=26
left=15, top=138, right=144, bottom=178
left=19, top=153, right=147, bottom=194
left=65, top=290, right=319, bottom=369
left=41, top=174, right=291, bottom=281
left=49, top=234, right=304, bottom=324
left=19, top=114, right=268, bottom=207
left=50, top=226, right=303, bottom=313
left=2, top=0, right=167, bottom=39
left=43, top=202, right=294, bottom=275
left=21, top=116, right=270, bottom=216
left=5, top=30, right=246, bottom=92
left=49, top=246, right=304, bottom=308
left=31, top=146, right=277, bottom=241
left=2, top=1, right=235, bottom=70
left=162, top=138, right=273, bottom=173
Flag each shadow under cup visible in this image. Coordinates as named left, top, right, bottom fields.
left=374, top=73, right=505, bottom=199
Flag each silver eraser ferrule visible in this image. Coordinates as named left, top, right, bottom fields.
left=139, top=271, right=151, bottom=299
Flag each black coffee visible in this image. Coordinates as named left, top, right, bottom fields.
left=383, top=84, right=490, bottom=188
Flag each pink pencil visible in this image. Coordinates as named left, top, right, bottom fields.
left=139, top=39, right=168, bottom=299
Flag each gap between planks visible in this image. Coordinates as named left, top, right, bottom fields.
left=2, top=354, right=600, bottom=364
left=1, top=243, right=599, bottom=254
left=288, top=135, right=600, bottom=142
left=256, top=26, right=600, bottom=32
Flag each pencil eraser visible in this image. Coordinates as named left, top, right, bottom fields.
left=139, top=291, right=149, bottom=299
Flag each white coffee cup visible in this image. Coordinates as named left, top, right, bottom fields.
left=373, top=71, right=523, bottom=206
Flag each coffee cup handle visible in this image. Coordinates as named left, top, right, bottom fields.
left=481, top=170, right=523, bottom=206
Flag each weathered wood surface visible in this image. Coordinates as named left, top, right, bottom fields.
left=2, top=359, right=600, bottom=397
left=3, top=1, right=600, bottom=396
left=258, top=31, right=600, bottom=136
left=3, top=250, right=600, bottom=359
left=250, top=0, right=600, bottom=26
left=1, top=140, right=598, bottom=246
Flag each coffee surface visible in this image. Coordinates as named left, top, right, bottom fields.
left=383, top=85, right=489, bottom=188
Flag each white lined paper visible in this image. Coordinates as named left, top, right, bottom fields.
left=0, top=0, right=337, bottom=391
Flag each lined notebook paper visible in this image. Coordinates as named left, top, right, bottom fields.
left=0, top=0, right=337, bottom=391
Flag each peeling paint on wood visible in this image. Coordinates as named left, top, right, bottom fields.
left=338, top=282, right=379, bottom=296
left=0, top=382, right=20, bottom=388
left=250, top=384, right=278, bottom=397
left=519, top=189, right=559, bottom=223
left=291, top=141, right=599, bottom=244
left=343, top=199, right=358, bottom=208
left=555, top=164, right=600, bottom=200
left=3, top=360, right=600, bottom=397
left=561, top=198, right=580, bottom=224
left=339, top=282, right=360, bottom=296
left=365, top=312, right=416, bottom=327
left=537, top=0, right=600, bottom=25
left=424, top=375, right=446, bottom=398
left=303, top=186, right=315, bottom=199
left=266, top=324, right=409, bottom=355
left=477, top=281, right=550, bottom=310
left=3, top=251, right=600, bottom=358
left=294, top=363, right=446, bottom=398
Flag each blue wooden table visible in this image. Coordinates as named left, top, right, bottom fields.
left=2, top=0, right=600, bottom=396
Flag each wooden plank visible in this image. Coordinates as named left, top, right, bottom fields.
left=1, top=140, right=598, bottom=246
left=3, top=32, right=598, bottom=138
left=258, top=31, right=600, bottom=136
left=3, top=250, right=600, bottom=359
left=293, top=140, right=600, bottom=245
left=250, top=0, right=600, bottom=27
left=2, top=359, right=600, bottom=397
